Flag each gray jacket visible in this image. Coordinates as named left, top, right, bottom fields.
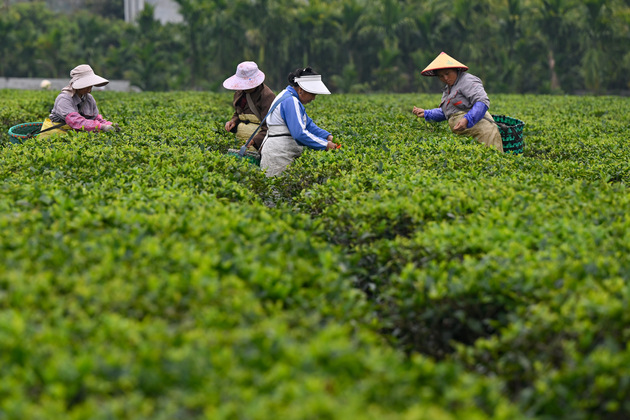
left=49, top=93, right=100, bottom=123
left=439, top=71, right=490, bottom=118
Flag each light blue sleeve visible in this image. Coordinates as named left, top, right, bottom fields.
left=280, top=98, right=329, bottom=150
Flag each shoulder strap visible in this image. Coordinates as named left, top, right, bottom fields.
left=28, top=121, right=66, bottom=138
left=239, top=93, right=292, bottom=157
left=483, top=115, right=510, bottom=133
left=245, top=93, right=262, bottom=121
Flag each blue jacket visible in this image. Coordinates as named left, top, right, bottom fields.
left=267, top=86, right=330, bottom=150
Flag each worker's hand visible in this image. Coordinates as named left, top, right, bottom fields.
left=453, top=118, right=469, bottom=132
left=325, top=134, right=337, bottom=150
left=101, top=124, right=115, bottom=132
left=326, top=141, right=338, bottom=151
left=225, top=120, right=236, bottom=132
left=413, top=106, right=425, bottom=118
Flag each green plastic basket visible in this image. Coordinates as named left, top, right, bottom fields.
left=492, top=115, right=525, bottom=155
left=7, top=122, right=42, bottom=144
left=227, top=148, right=261, bottom=166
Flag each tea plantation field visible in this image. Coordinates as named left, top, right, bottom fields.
left=1, top=89, right=629, bottom=419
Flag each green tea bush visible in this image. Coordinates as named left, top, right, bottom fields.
left=1, top=88, right=628, bottom=419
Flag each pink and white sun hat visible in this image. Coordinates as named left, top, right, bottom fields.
left=223, top=61, right=265, bottom=90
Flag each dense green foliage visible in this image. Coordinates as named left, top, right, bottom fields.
left=2, top=0, right=630, bottom=93
left=1, top=89, right=629, bottom=419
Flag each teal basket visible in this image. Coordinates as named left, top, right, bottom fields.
left=492, top=115, right=524, bottom=154
left=227, top=148, right=261, bottom=166
left=8, top=122, right=42, bottom=144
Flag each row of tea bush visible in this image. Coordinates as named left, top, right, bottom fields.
left=1, top=89, right=628, bottom=419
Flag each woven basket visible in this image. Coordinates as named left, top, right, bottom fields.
left=227, top=148, right=261, bottom=166
left=8, top=122, right=42, bottom=144
left=492, top=115, right=524, bottom=155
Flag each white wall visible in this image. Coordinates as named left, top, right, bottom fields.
left=125, top=0, right=144, bottom=23
left=125, top=0, right=182, bottom=24
left=0, top=77, right=137, bottom=92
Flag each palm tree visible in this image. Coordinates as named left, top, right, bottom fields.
left=577, top=0, right=619, bottom=92
left=173, top=0, right=217, bottom=89
left=529, top=0, right=580, bottom=92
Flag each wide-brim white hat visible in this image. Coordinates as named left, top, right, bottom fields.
left=295, top=75, right=331, bottom=94
left=223, top=61, right=265, bottom=90
left=70, top=64, right=109, bottom=89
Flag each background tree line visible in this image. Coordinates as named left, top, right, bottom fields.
left=1, top=0, right=628, bottom=94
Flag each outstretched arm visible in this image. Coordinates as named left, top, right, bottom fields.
left=282, top=98, right=329, bottom=150
left=413, top=106, right=446, bottom=122
left=65, top=112, right=105, bottom=132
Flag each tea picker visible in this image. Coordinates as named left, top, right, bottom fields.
left=412, top=52, right=524, bottom=154
left=259, top=67, right=339, bottom=177
left=222, top=61, right=276, bottom=152
left=8, top=64, right=120, bottom=143
left=226, top=100, right=341, bottom=166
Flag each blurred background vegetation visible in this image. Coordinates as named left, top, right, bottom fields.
left=1, top=0, right=629, bottom=94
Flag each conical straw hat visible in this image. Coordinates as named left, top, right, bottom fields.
left=421, top=52, right=468, bottom=76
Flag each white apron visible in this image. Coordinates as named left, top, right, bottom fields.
left=260, top=125, right=303, bottom=177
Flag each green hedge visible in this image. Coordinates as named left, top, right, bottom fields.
left=1, top=89, right=629, bottom=419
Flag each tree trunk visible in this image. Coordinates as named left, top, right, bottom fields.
left=188, top=27, right=197, bottom=89
left=548, top=49, right=560, bottom=91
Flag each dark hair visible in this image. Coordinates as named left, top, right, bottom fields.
left=288, top=66, right=319, bottom=87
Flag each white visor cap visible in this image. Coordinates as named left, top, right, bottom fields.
left=294, top=75, right=331, bottom=94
